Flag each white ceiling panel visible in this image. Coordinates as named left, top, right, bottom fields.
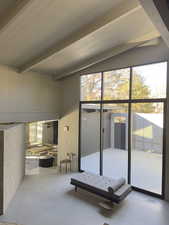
left=0, top=0, right=160, bottom=78
left=32, top=7, right=158, bottom=75
left=0, top=0, right=124, bottom=67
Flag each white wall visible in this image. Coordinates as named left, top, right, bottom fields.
left=58, top=74, right=80, bottom=171
left=165, top=61, right=169, bottom=201
left=0, top=131, right=3, bottom=214
left=59, top=38, right=169, bottom=199
left=3, top=124, right=25, bottom=213
left=0, top=65, right=61, bottom=122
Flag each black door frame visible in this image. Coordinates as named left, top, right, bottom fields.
left=78, top=62, right=167, bottom=199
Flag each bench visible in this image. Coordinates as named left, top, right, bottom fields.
left=71, top=172, right=132, bottom=203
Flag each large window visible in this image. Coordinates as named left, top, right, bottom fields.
left=80, top=73, right=101, bottom=101
left=80, top=104, right=101, bottom=174
left=102, top=103, right=128, bottom=180
left=80, top=61, right=167, bottom=197
left=132, top=62, right=167, bottom=99
left=29, top=122, right=43, bottom=145
left=103, top=68, right=130, bottom=100
left=131, top=102, right=164, bottom=194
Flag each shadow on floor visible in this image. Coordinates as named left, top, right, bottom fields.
left=66, top=188, right=127, bottom=217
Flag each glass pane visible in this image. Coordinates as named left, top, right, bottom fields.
left=103, top=68, right=130, bottom=100
left=29, top=122, right=43, bottom=145
left=29, top=123, right=37, bottom=144
left=80, top=104, right=100, bottom=174
left=37, top=122, right=43, bottom=143
left=80, top=73, right=101, bottom=101
left=103, top=104, right=128, bottom=180
left=132, top=62, right=167, bottom=99
left=131, top=102, right=163, bottom=194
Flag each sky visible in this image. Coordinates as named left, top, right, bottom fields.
left=133, top=62, right=167, bottom=98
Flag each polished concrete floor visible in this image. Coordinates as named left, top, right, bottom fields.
left=81, top=149, right=162, bottom=194
left=0, top=171, right=169, bottom=225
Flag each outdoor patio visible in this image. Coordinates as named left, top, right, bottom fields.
left=81, top=148, right=162, bottom=194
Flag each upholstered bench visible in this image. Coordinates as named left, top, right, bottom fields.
left=71, top=172, right=132, bottom=203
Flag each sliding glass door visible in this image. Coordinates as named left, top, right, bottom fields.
left=80, top=104, right=100, bottom=174
left=102, top=104, right=128, bottom=180
left=79, top=61, right=167, bottom=197
left=130, top=62, right=167, bottom=194
left=131, top=102, right=164, bottom=194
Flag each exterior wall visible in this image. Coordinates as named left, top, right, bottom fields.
left=3, top=124, right=25, bottom=213
left=81, top=111, right=100, bottom=157
left=81, top=111, right=162, bottom=156
left=132, top=113, right=163, bottom=154
left=0, top=65, right=60, bottom=122
left=103, top=112, right=111, bottom=149
left=81, top=110, right=111, bottom=157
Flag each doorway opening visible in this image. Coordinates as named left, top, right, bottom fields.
left=25, top=120, right=58, bottom=175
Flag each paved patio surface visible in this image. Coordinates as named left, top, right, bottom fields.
left=81, top=149, right=162, bottom=194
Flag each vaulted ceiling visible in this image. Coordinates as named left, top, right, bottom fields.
left=0, top=0, right=163, bottom=79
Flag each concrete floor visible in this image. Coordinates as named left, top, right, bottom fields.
left=81, top=149, right=162, bottom=194
left=0, top=171, right=169, bottom=225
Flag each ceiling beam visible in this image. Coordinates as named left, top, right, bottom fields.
left=138, top=0, right=169, bottom=48
left=19, top=0, right=141, bottom=73
left=0, top=0, right=35, bottom=34
left=54, top=43, right=143, bottom=80
left=54, top=31, right=160, bottom=80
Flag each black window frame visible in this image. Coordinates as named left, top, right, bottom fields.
left=79, top=61, right=168, bottom=199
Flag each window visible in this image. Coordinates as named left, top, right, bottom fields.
left=29, top=123, right=37, bottom=144
left=79, top=61, right=167, bottom=197
left=103, top=68, right=130, bottom=100
left=131, top=102, right=164, bottom=194
left=80, top=73, right=101, bottom=101
left=80, top=104, right=101, bottom=174
left=132, top=62, right=167, bottom=99
left=102, top=103, right=128, bottom=180
left=29, top=122, right=43, bottom=145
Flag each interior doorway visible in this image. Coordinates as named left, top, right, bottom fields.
left=25, top=120, right=58, bottom=175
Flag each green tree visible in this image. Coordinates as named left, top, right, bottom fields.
left=131, top=73, right=155, bottom=113
left=81, top=70, right=155, bottom=113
